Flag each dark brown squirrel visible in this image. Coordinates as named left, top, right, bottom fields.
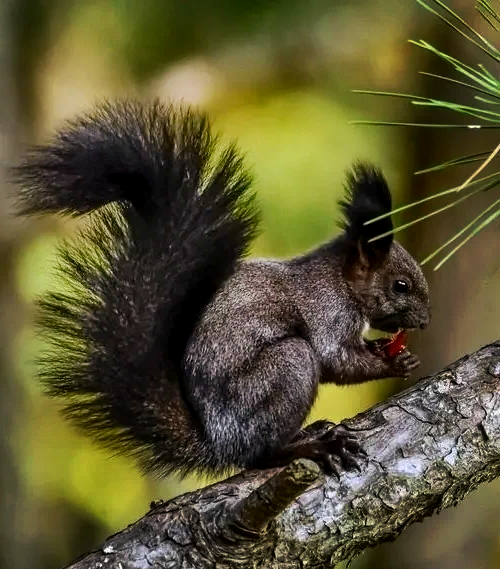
left=15, top=99, right=430, bottom=477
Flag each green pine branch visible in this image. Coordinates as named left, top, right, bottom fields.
left=354, top=0, right=500, bottom=270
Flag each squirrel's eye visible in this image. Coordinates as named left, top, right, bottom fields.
left=393, top=279, right=409, bottom=294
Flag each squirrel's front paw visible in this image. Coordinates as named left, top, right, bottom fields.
left=390, top=349, right=420, bottom=377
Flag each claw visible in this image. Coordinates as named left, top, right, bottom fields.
left=391, top=349, right=421, bottom=377
left=314, top=427, right=366, bottom=474
left=304, top=420, right=336, bottom=438
left=274, top=422, right=367, bottom=476
left=339, top=448, right=363, bottom=471
left=323, top=454, right=342, bottom=478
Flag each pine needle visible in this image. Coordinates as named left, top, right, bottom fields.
left=433, top=205, right=500, bottom=269
left=415, top=151, right=491, bottom=174
left=368, top=181, right=495, bottom=242
left=365, top=171, right=500, bottom=223
left=421, top=197, right=500, bottom=265
left=354, top=0, right=500, bottom=266
left=454, top=142, right=500, bottom=191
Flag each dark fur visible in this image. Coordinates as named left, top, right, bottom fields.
left=339, top=162, right=392, bottom=241
left=15, top=100, right=430, bottom=477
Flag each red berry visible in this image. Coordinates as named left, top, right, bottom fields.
left=385, top=331, right=407, bottom=358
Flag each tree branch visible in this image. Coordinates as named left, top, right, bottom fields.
left=65, top=341, right=500, bottom=569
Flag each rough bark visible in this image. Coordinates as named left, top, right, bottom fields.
left=65, top=341, right=500, bottom=569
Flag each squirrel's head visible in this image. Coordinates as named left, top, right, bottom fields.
left=338, top=162, right=430, bottom=334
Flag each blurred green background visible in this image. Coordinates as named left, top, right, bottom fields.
left=1, top=0, right=499, bottom=567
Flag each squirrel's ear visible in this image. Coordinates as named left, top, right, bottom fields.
left=338, top=162, right=393, bottom=272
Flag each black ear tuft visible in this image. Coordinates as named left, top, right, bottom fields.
left=338, top=162, right=393, bottom=265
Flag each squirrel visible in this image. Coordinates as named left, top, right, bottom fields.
left=15, top=99, right=430, bottom=478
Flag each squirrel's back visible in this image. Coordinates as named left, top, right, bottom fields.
left=15, top=100, right=260, bottom=476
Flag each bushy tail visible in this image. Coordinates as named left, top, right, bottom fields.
left=15, top=100, right=260, bottom=476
